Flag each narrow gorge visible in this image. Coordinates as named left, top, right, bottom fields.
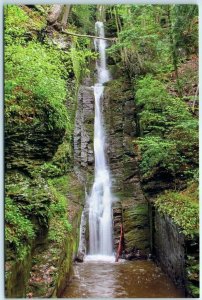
left=5, top=4, right=199, bottom=298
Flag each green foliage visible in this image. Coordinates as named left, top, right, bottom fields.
left=155, top=186, right=199, bottom=238
left=108, top=5, right=171, bottom=75
left=53, top=138, right=72, bottom=164
left=135, top=75, right=198, bottom=181
left=171, top=5, right=198, bottom=57
left=138, top=136, right=181, bottom=179
left=5, top=197, right=35, bottom=261
left=187, top=284, right=199, bottom=298
left=5, top=42, right=70, bottom=130
left=48, top=177, right=72, bottom=243
left=136, top=75, right=170, bottom=110
left=4, top=5, right=47, bottom=45
left=6, top=172, right=51, bottom=229
left=4, top=5, right=28, bottom=45
left=71, top=46, right=89, bottom=86
left=70, top=42, right=96, bottom=88
left=108, top=4, right=198, bottom=77
left=186, top=259, right=199, bottom=298
left=39, top=163, right=63, bottom=178
left=71, top=5, right=95, bottom=33
left=48, top=175, right=70, bottom=196
left=136, top=75, right=193, bottom=131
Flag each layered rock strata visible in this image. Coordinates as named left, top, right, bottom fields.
left=74, top=76, right=150, bottom=255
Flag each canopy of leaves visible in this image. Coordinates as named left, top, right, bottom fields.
left=70, top=5, right=96, bottom=34
left=107, top=4, right=198, bottom=77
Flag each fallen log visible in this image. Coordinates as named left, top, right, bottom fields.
left=61, top=30, right=116, bottom=42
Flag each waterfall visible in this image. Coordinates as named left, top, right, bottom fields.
left=88, top=21, right=113, bottom=256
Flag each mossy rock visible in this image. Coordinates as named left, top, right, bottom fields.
left=124, top=228, right=150, bottom=252
left=123, top=203, right=150, bottom=252
left=105, top=79, right=133, bottom=103
left=5, top=109, right=66, bottom=171
left=5, top=251, right=32, bottom=298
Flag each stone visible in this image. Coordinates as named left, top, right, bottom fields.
left=75, top=252, right=85, bottom=263
left=73, top=80, right=95, bottom=182
left=154, top=210, right=185, bottom=287
left=103, top=77, right=150, bottom=254
left=74, top=73, right=150, bottom=257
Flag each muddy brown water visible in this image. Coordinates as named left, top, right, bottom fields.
left=61, top=256, right=185, bottom=298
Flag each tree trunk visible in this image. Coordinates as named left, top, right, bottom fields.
left=61, top=5, right=71, bottom=29
left=114, top=7, right=122, bottom=33
left=167, top=6, right=182, bottom=98
left=97, top=5, right=106, bottom=21
left=47, top=4, right=63, bottom=24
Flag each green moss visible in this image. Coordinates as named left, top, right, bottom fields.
left=5, top=251, right=32, bottom=298
left=47, top=176, right=72, bottom=243
left=123, top=203, right=149, bottom=252
left=155, top=183, right=199, bottom=238
left=5, top=171, right=53, bottom=260
left=105, top=79, right=133, bottom=102
left=124, top=229, right=150, bottom=251
left=5, top=197, right=35, bottom=261
left=54, top=236, right=73, bottom=297
left=124, top=203, right=148, bottom=218
left=52, top=138, right=72, bottom=167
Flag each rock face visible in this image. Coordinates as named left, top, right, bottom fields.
left=74, top=75, right=150, bottom=255
left=75, top=207, right=88, bottom=262
left=5, top=114, right=65, bottom=172
left=154, top=211, right=185, bottom=287
left=5, top=88, right=83, bottom=297
left=25, top=174, right=84, bottom=298
left=74, top=77, right=95, bottom=186
left=5, top=252, right=32, bottom=298
left=152, top=208, right=199, bottom=297
left=104, top=78, right=150, bottom=255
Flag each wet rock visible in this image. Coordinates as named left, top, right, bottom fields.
left=5, top=252, right=32, bottom=298
left=154, top=211, right=185, bottom=288
left=153, top=208, right=198, bottom=297
left=75, top=252, right=85, bottom=263
left=125, top=249, right=148, bottom=260
left=74, top=80, right=95, bottom=184
left=74, top=74, right=150, bottom=256
left=104, top=78, right=150, bottom=254
left=5, top=112, right=65, bottom=172
left=76, top=208, right=88, bottom=262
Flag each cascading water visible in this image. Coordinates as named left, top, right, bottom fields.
left=88, top=21, right=113, bottom=256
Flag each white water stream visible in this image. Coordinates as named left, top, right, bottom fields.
left=88, top=21, right=113, bottom=257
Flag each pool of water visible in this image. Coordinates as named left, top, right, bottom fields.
left=61, top=256, right=185, bottom=298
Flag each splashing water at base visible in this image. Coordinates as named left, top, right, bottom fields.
left=88, top=21, right=113, bottom=256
